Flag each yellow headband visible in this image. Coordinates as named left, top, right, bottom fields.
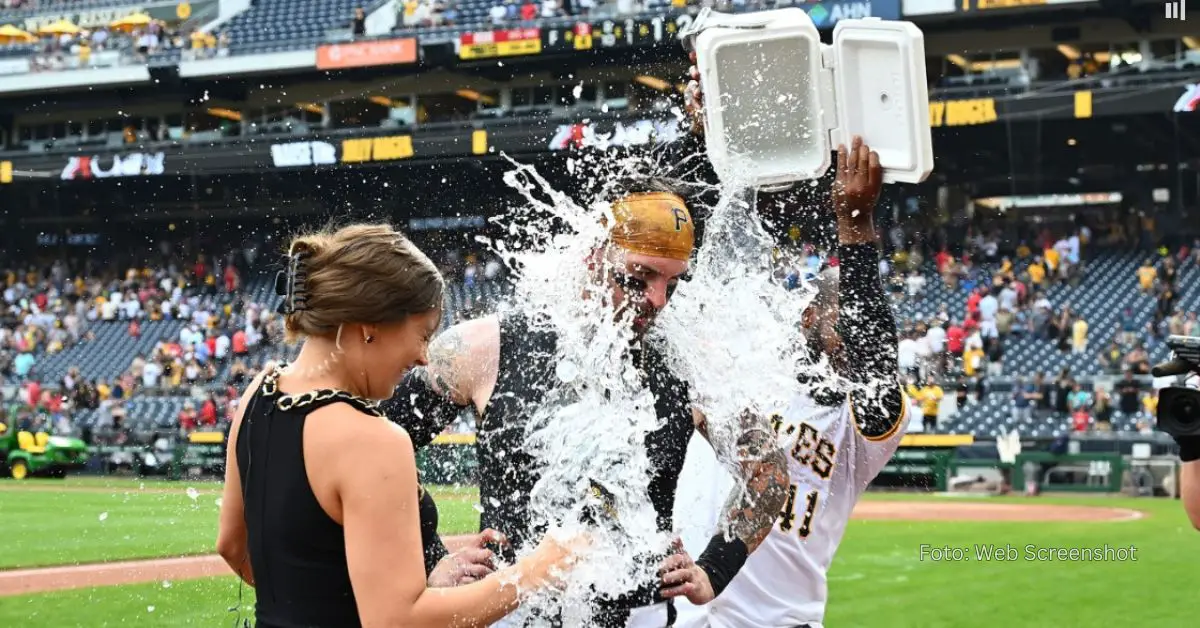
left=608, top=192, right=695, bottom=262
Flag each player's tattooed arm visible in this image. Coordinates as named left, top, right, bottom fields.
left=695, top=408, right=790, bottom=553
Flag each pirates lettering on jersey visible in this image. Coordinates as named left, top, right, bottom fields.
left=768, top=406, right=841, bottom=541
left=773, top=414, right=840, bottom=481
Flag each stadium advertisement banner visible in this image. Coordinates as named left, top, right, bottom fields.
left=901, top=0, right=1094, bottom=17
left=316, top=38, right=418, bottom=70
left=458, top=28, right=543, bottom=60
left=547, top=118, right=685, bottom=151
left=3, top=84, right=1193, bottom=182
left=804, top=0, right=901, bottom=28
left=956, top=0, right=1098, bottom=13
left=1175, top=84, right=1200, bottom=113
left=60, top=151, right=166, bottom=180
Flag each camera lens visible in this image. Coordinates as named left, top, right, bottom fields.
left=1171, top=395, right=1200, bottom=426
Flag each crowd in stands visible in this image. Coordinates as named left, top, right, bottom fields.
left=0, top=17, right=230, bottom=73
left=879, top=211, right=1198, bottom=436
left=0, top=236, right=505, bottom=447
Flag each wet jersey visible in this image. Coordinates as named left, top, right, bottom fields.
left=674, top=390, right=908, bottom=628
left=480, top=310, right=695, bottom=626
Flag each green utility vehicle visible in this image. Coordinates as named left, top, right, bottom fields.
left=0, top=423, right=89, bottom=479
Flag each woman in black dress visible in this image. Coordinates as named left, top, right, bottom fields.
left=216, top=224, right=582, bottom=627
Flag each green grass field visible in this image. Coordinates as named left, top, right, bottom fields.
left=2, top=479, right=1198, bottom=626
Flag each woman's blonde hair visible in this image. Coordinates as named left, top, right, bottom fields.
left=281, top=223, right=444, bottom=342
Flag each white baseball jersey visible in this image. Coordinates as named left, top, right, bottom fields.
left=673, top=390, right=908, bottom=628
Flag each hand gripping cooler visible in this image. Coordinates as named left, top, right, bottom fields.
left=685, top=8, right=934, bottom=189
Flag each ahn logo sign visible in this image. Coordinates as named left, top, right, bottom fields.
left=1174, top=84, right=1200, bottom=113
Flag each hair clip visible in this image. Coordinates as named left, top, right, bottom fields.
left=274, top=252, right=309, bottom=315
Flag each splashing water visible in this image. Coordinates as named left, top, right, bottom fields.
left=486, top=157, right=670, bottom=624
left=472, top=144, right=831, bottom=624
left=652, top=177, right=824, bottom=536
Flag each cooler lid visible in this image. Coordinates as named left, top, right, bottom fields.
left=698, top=19, right=828, bottom=187
left=831, top=18, right=934, bottom=184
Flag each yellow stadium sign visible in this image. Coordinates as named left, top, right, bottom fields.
left=964, top=0, right=1047, bottom=10
left=0, top=161, right=11, bottom=184
left=929, top=98, right=998, bottom=127
left=341, top=135, right=414, bottom=163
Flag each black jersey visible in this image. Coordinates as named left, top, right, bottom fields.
left=480, top=311, right=694, bottom=626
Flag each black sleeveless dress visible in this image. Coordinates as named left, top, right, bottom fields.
left=236, top=365, right=445, bottom=628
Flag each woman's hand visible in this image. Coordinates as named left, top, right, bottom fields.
left=519, top=529, right=591, bottom=590
left=427, top=529, right=506, bottom=587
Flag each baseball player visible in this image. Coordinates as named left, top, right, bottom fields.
left=674, top=138, right=909, bottom=628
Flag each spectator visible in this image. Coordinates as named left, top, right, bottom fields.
left=897, top=332, right=918, bottom=379
left=1067, top=383, right=1091, bottom=412
left=1097, top=340, right=1123, bottom=374
left=977, top=287, right=999, bottom=341
left=14, top=350, right=35, bottom=379
left=1071, top=315, right=1088, bottom=354
left=953, top=376, right=970, bottom=408
left=1141, top=391, right=1158, bottom=422
left=1011, top=376, right=1034, bottom=423
left=1092, top=388, right=1113, bottom=430
left=520, top=0, right=537, bottom=21
left=905, top=270, right=925, bottom=297
left=946, top=320, right=965, bottom=358
left=1159, top=257, right=1178, bottom=290
left=489, top=2, right=508, bottom=24
left=352, top=6, right=366, bottom=38
left=962, top=342, right=985, bottom=379
left=1032, top=372, right=1051, bottom=417
left=1028, top=256, right=1046, bottom=287
left=179, top=402, right=198, bottom=432
left=925, top=322, right=946, bottom=376
left=1052, top=369, right=1073, bottom=416
left=1124, top=344, right=1151, bottom=375
left=1137, top=259, right=1157, bottom=293
left=916, top=377, right=943, bottom=433
left=1116, top=371, right=1141, bottom=415
left=1071, top=407, right=1090, bottom=433
left=998, top=280, right=1018, bottom=312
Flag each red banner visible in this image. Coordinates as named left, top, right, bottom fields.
left=458, top=28, right=542, bottom=60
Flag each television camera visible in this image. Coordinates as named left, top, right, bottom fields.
left=1152, top=335, right=1200, bottom=437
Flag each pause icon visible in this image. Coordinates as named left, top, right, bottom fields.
left=1165, top=0, right=1186, bottom=19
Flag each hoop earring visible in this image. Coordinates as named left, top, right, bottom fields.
left=364, top=335, right=374, bottom=345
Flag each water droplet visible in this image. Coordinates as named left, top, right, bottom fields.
left=162, top=580, right=172, bottom=588
left=98, top=512, right=108, bottom=522
left=555, top=359, right=579, bottom=383
left=186, top=487, right=200, bottom=501
left=147, top=605, right=156, bottom=613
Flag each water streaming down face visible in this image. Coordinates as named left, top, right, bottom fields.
left=478, top=150, right=832, bottom=623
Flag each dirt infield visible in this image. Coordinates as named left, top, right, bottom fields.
left=0, top=502, right=1144, bottom=597
left=0, top=555, right=229, bottom=597
left=852, top=500, right=1145, bottom=522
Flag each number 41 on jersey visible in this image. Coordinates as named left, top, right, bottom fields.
left=778, top=484, right=819, bottom=539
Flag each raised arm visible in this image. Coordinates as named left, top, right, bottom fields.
left=382, top=314, right=500, bottom=448
left=829, top=139, right=905, bottom=438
